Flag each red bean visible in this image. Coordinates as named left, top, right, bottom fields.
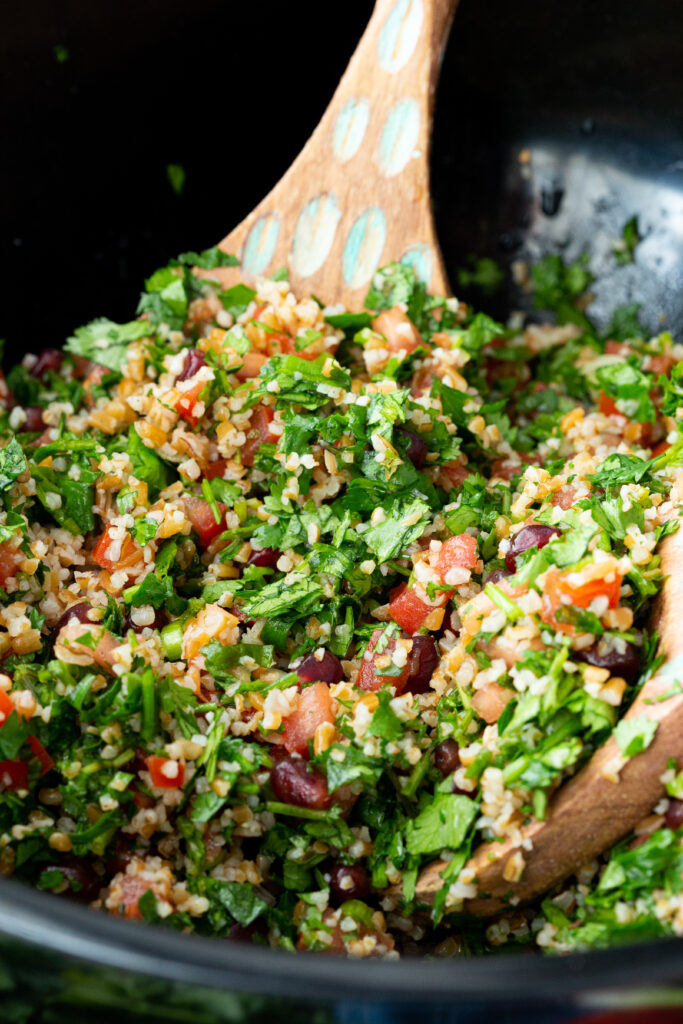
left=124, top=608, right=169, bottom=633
left=395, top=426, right=428, bottom=469
left=484, top=568, right=511, bottom=585
left=30, top=348, right=63, bottom=380
left=270, top=756, right=330, bottom=809
left=42, top=856, right=100, bottom=903
left=295, top=650, right=343, bottom=686
left=666, top=799, right=683, bottom=830
left=176, top=349, right=206, bottom=382
left=433, top=738, right=460, bottom=776
left=24, top=406, right=46, bottom=432
left=505, top=524, right=562, bottom=572
left=329, top=863, right=370, bottom=904
left=52, top=603, right=94, bottom=650
left=574, top=638, right=641, bottom=685
left=405, top=635, right=439, bottom=694
left=247, top=547, right=280, bottom=569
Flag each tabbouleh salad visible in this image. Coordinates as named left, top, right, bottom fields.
left=0, top=246, right=682, bottom=957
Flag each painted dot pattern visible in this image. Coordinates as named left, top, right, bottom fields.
left=342, top=208, right=387, bottom=290
left=378, top=97, right=420, bottom=177
left=291, top=194, right=342, bottom=278
left=241, top=213, right=280, bottom=278
left=377, top=0, right=423, bottom=74
left=400, top=243, right=434, bottom=285
left=333, top=97, right=370, bottom=163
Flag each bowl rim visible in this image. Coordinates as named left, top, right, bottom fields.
left=1, top=875, right=682, bottom=1002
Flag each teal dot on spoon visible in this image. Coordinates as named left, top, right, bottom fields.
left=342, top=208, right=387, bottom=290
left=378, top=97, right=420, bottom=177
left=241, top=213, right=280, bottom=278
left=291, top=194, right=342, bottom=278
left=377, top=0, right=423, bottom=74
left=333, top=98, right=370, bottom=163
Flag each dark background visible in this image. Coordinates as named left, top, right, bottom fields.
left=2, top=0, right=683, bottom=348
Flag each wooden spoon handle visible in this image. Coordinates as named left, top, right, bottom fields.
left=213, top=0, right=459, bottom=306
left=415, top=525, right=683, bottom=915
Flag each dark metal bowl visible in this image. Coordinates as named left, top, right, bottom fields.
left=1, top=0, right=683, bottom=1020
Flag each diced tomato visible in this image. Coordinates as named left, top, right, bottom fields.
left=470, top=682, right=514, bottom=724
left=0, top=688, right=33, bottom=724
left=92, top=528, right=141, bottom=571
left=93, top=631, right=121, bottom=672
left=242, top=404, right=276, bottom=467
left=437, top=534, right=478, bottom=580
left=388, top=583, right=436, bottom=634
left=0, top=542, right=22, bottom=588
left=147, top=755, right=185, bottom=789
left=651, top=440, right=671, bottom=458
left=0, top=760, right=28, bottom=790
left=437, top=459, right=470, bottom=490
left=605, top=340, right=631, bottom=356
left=203, top=458, right=229, bottom=481
left=114, top=876, right=157, bottom=919
left=283, top=682, right=334, bottom=758
left=183, top=495, right=227, bottom=548
left=26, top=737, right=53, bottom=775
left=175, top=376, right=207, bottom=428
left=372, top=307, right=423, bottom=355
left=542, top=566, right=622, bottom=630
left=599, top=391, right=620, bottom=417
left=410, top=368, right=435, bottom=397
left=236, top=352, right=268, bottom=381
left=357, top=628, right=411, bottom=694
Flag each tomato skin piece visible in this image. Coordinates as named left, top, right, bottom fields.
left=0, top=760, right=28, bottom=790
left=0, top=542, right=21, bottom=588
left=651, top=440, right=671, bottom=458
left=92, top=528, right=140, bottom=571
left=599, top=391, right=620, bottom=417
left=372, top=307, right=422, bottom=355
left=282, top=682, right=334, bottom=758
left=203, top=458, right=229, bottom=481
left=147, top=756, right=185, bottom=789
left=242, top=404, right=276, bottom=467
left=388, top=584, right=435, bottom=634
left=437, top=534, right=478, bottom=579
left=235, top=352, right=268, bottom=381
left=183, top=496, right=227, bottom=548
left=26, top=737, right=53, bottom=775
left=357, top=628, right=411, bottom=694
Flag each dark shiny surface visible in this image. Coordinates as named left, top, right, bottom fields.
left=2, top=0, right=683, bottom=1018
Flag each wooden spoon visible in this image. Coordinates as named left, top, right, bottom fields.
left=208, top=0, right=458, bottom=305
left=414, top=525, right=683, bottom=915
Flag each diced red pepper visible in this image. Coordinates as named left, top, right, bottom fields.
left=357, top=628, right=411, bottom=694
left=651, top=440, right=671, bottom=458
left=242, top=404, right=277, bottom=467
left=0, top=760, right=28, bottom=790
left=92, top=528, right=141, bottom=572
left=147, top=756, right=185, bottom=789
left=283, top=682, right=334, bottom=758
left=437, top=534, right=478, bottom=580
left=183, top=495, right=227, bottom=548
left=26, top=737, right=53, bottom=776
left=388, top=583, right=436, bottom=634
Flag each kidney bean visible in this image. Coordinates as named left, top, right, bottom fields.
left=328, top=863, right=370, bottom=904
left=247, top=547, right=280, bottom=569
left=574, top=638, right=641, bottom=684
left=176, top=349, right=206, bottom=382
left=405, top=635, right=439, bottom=694
left=51, top=602, right=94, bottom=651
left=124, top=608, right=169, bottom=633
left=395, top=426, right=428, bottom=469
left=505, top=524, right=562, bottom=572
left=665, top=799, right=683, bottom=830
left=30, top=348, right=63, bottom=380
left=433, top=738, right=460, bottom=776
left=295, top=649, right=343, bottom=686
left=484, top=568, right=511, bottom=585
left=24, top=406, right=46, bottom=432
left=42, top=856, right=100, bottom=903
left=270, top=756, right=330, bottom=809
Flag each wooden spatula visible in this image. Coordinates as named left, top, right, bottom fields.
left=414, top=526, right=683, bottom=915
left=208, top=0, right=458, bottom=305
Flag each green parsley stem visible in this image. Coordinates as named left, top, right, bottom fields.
left=484, top=583, right=523, bottom=621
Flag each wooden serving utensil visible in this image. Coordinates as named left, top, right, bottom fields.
left=414, top=526, right=683, bottom=915
left=209, top=0, right=458, bottom=305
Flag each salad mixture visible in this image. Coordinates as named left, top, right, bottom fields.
left=0, top=246, right=682, bottom=957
